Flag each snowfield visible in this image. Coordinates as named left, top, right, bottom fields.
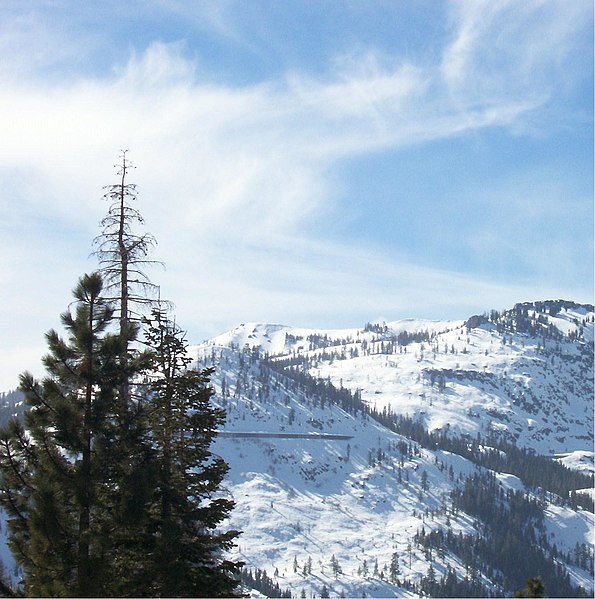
left=194, top=302, right=594, bottom=597
left=0, top=301, right=591, bottom=597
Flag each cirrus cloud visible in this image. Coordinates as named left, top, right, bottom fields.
left=0, top=0, right=591, bottom=390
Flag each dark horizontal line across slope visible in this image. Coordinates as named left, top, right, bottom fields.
left=216, top=431, right=353, bottom=440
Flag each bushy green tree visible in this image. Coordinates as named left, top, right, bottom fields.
left=514, top=576, right=547, bottom=598
left=141, top=309, right=242, bottom=597
left=0, top=273, right=143, bottom=596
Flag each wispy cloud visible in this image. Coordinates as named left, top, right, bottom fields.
left=441, top=0, right=592, bottom=114
left=0, top=36, right=542, bottom=236
left=0, top=1, right=591, bottom=389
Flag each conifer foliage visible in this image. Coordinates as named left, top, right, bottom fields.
left=142, top=309, right=242, bottom=597
left=0, top=156, right=242, bottom=597
left=0, top=273, right=139, bottom=596
left=514, top=576, right=547, bottom=598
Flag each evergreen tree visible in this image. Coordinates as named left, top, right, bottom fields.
left=0, top=273, right=142, bottom=596
left=514, top=576, right=547, bottom=598
left=141, top=308, right=243, bottom=597
left=330, top=554, right=342, bottom=577
left=389, top=552, right=400, bottom=582
left=421, top=563, right=437, bottom=597
left=0, top=282, right=242, bottom=596
left=421, top=469, right=429, bottom=492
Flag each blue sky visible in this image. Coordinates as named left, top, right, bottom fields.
left=0, top=0, right=593, bottom=390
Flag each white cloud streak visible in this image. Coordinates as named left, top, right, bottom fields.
left=0, top=1, right=591, bottom=389
left=442, top=0, right=592, bottom=107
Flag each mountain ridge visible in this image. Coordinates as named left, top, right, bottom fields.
left=1, top=299, right=593, bottom=597
left=203, top=299, right=594, bottom=456
left=193, top=299, right=594, bottom=597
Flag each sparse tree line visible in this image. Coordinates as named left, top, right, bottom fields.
left=473, top=301, right=595, bottom=344
left=239, top=569, right=292, bottom=598
left=257, top=357, right=593, bottom=505
left=283, top=326, right=436, bottom=352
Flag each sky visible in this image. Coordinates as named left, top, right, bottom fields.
left=0, top=0, right=593, bottom=390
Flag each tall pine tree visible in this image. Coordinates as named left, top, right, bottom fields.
left=141, top=309, right=243, bottom=597
left=0, top=155, right=243, bottom=597
left=0, top=273, right=143, bottom=596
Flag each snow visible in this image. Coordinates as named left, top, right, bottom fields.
left=296, top=322, right=593, bottom=455
left=543, top=503, right=594, bottom=553
left=211, top=378, right=594, bottom=596
left=209, top=322, right=363, bottom=355
left=554, top=451, right=595, bottom=475
left=200, top=347, right=471, bottom=596
left=1, top=302, right=591, bottom=597
left=193, top=301, right=595, bottom=597
left=495, top=472, right=525, bottom=492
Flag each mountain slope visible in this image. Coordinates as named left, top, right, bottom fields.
left=0, top=300, right=592, bottom=597
left=210, top=301, right=593, bottom=456
left=196, top=300, right=594, bottom=598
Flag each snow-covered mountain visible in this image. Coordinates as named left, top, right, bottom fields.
left=0, top=300, right=592, bottom=597
left=194, top=300, right=594, bottom=598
